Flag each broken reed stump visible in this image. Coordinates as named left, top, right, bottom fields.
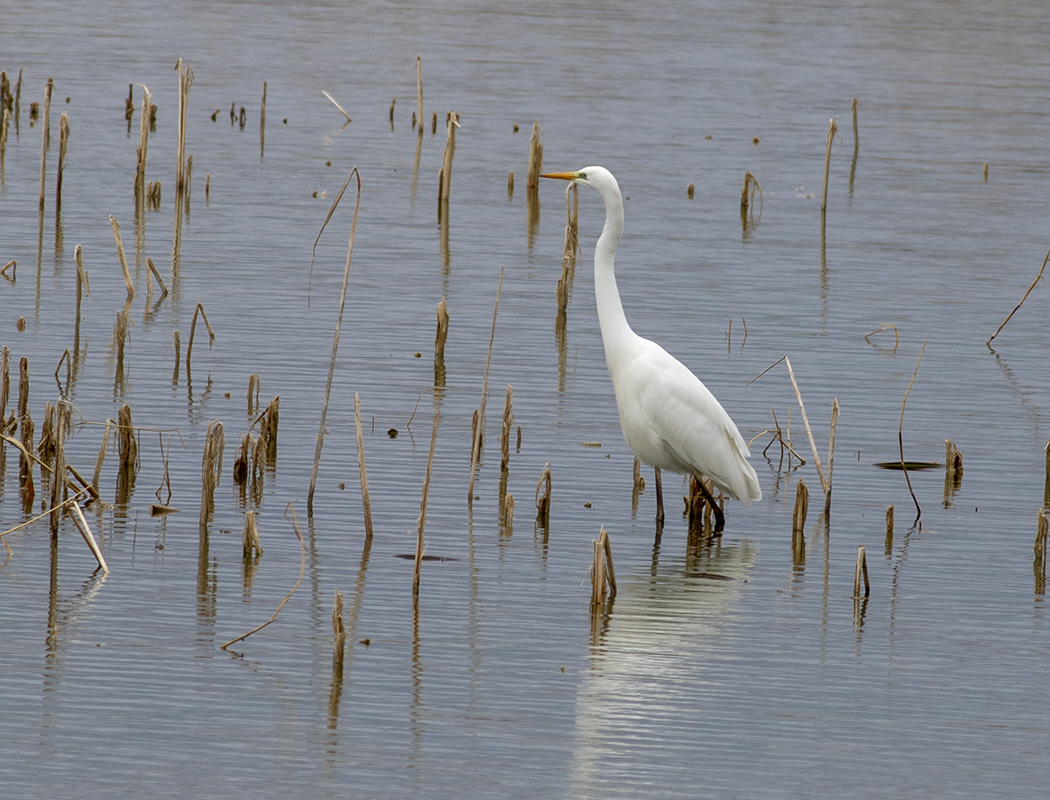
left=38, top=77, right=53, bottom=213
left=792, top=478, right=809, bottom=533
left=332, top=589, right=346, bottom=665
left=135, top=85, right=152, bottom=206
left=853, top=545, right=871, bottom=597
left=434, top=296, right=449, bottom=388
left=242, top=509, right=263, bottom=558
left=116, top=403, right=138, bottom=497
left=555, top=182, right=579, bottom=316
left=199, top=420, right=224, bottom=531
left=535, top=462, right=552, bottom=525
left=526, top=121, right=543, bottom=190
left=437, top=110, right=458, bottom=209
left=56, top=112, right=69, bottom=214
left=740, top=170, right=762, bottom=226
left=1044, top=439, right=1050, bottom=509
left=591, top=527, right=617, bottom=605
left=499, top=385, right=513, bottom=471
left=1036, top=510, right=1048, bottom=596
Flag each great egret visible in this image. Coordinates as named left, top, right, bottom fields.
left=541, top=166, right=761, bottom=530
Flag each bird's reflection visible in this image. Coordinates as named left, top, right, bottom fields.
left=573, top=539, right=757, bottom=795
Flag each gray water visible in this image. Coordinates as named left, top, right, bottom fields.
left=2, top=1, right=1050, bottom=797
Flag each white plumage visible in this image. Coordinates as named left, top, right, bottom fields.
left=542, top=166, right=761, bottom=527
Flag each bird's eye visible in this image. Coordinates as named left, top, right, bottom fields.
left=577, top=172, right=587, bottom=180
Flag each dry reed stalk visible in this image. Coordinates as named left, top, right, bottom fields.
left=467, top=268, right=504, bottom=509
left=74, top=243, right=89, bottom=324
left=431, top=112, right=437, bottom=135
left=321, top=90, right=352, bottom=123
left=535, top=462, right=552, bottom=524
left=502, top=494, right=515, bottom=532
left=825, top=398, right=839, bottom=515
left=687, top=183, right=694, bottom=199
left=260, top=82, right=266, bottom=139
left=0, top=347, right=9, bottom=426
left=898, top=341, right=928, bottom=521
left=633, top=456, right=645, bottom=491
left=91, top=418, right=113, bottom=497
left=172, top=330, right=181, bottom=382
left=740, top=170, right=762, bottom=215
left=255, top=396, right=279, bottom=462
left=1044, top=440, right=1050, bottom=509
left=232, top=432, right=251, bottom=485
left=507, top=170, right=514, bottom=197
left=55, top=112, right=69, bottom=214
left=437, top=110, right=459, bottom=206
left=145, top=257, right=168, bottom=297
left=1, top=88, right=8, bottom=182
left=117, top=403, right=138, bottom=473
left=38, top=77, right=53, bottom=213
left=114, top=308, right=131, bottom=384
left=307, top=168, right=361, bottom=514
left=332, top=589, right=346, bottom=663
left=175, top=59, right=193, bottom=192
left=68, top=495, right=109, bottom=573
left=987, top=247, right=1049, bottom=345
left=556, top=183, right=579, bottom=315
left=221, top=503, right=306, bottom=650
left=17, top=356, right=29, bottom=419
left=434, top=297, right=449, bottom=360
left=792, top=478, right=809, bottom=533
left=864, top=323, right=900, bottom=351
left=354, top=393, right=374, bottom=542
left=246, top=373, right=261, bottom=414
left=388, top=97, right=396, bottom=129
left=135, top=85, right=152, bottom=203
left=781, top=356, right=829, bottom=499
left=199, top=420, right=224, bottom=531
left=853, top=545, right=871, bottom=597
left=591, top=528, right=617, bottom=604
left=526, top=122, right=543, bottom=189
left=944, top=439, right=963, bottom=479
left=1036, top=511, right=1048, bottom=558
left=186, top=302, right=215, bottom=375
left=19, top=419, right=35, bottom=502
left=413, top=419, right=440, bottom=597
left=820, top=116, right=838, bottom=213
left=415, top=56, right=424, bottom=135
left=1, top=260, right=14, bottom=280
left=242, top=510, right=263, bottom=557
left=500, top=385, right=514, bottom=471
left=109, top=215, right=134, bottom=298
left=48, top=401, right=71, bottom=533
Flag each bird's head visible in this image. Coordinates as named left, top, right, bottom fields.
left=541, top=166, right=620, bottom=198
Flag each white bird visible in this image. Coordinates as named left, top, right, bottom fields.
left=541, top=166, right=761, bottom=530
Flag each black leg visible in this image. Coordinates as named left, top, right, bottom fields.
left=654, top=467, right=665, bottom=527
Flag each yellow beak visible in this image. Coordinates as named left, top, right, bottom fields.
left=540, top=171, right=578, bottom=181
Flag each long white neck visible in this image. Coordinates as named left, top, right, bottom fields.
left=593, top=188, right=637, bottom=368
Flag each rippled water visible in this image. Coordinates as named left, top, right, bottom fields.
left=3, top=1, right=1050, bottom=798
